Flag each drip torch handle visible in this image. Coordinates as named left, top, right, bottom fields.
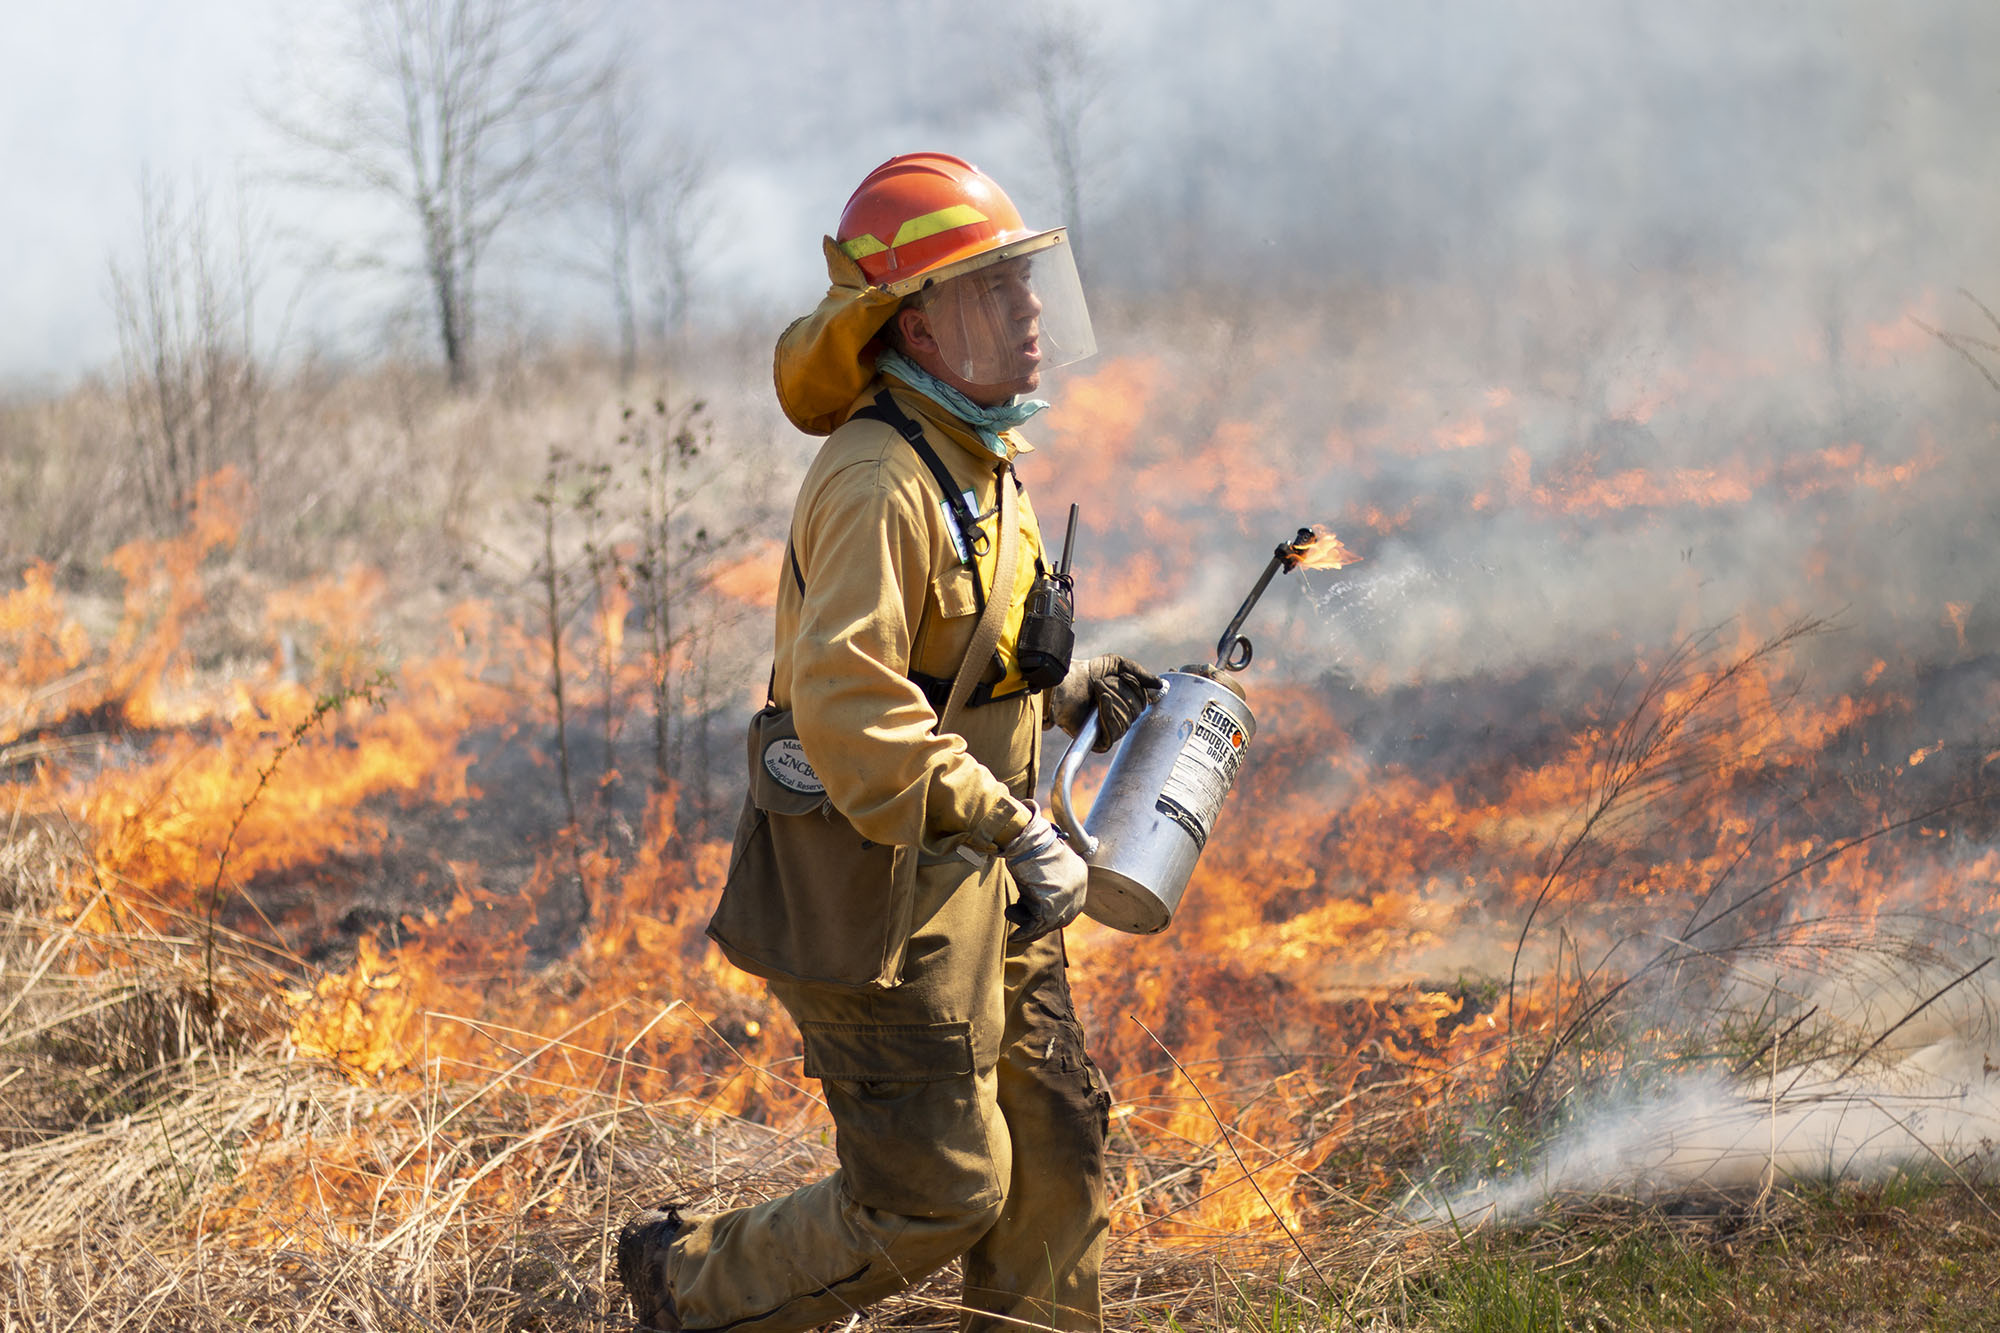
left=1211, top=528, right=1320, bottom=672
left=1049, top=712, right=1102, bottom=857
left=1213, top=554, right=1284, bottom=670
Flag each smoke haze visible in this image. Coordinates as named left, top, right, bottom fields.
left=8, top=1, right=1998, bottom=381
left=11, top=0, right=2000, bottom=1211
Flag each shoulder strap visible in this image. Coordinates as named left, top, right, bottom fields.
left=781, top=388, right=966, bottom=602
left=805, top=389, right=1018, bottom=733
left=941, top=462, right=1017, bottom=732
left=851, top=390, right=987, bottom=608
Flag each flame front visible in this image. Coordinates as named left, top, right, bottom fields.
left=6, top=283, right=1998, bottom=1261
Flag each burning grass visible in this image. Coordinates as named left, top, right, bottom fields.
left=7, top=513, right=1999, bottom=1331
left=9, top=860, right=2000, bottom=1331
left=0, top=826, right=1405, bottom=1327
left=6, top=289, right=2000, bottom=1326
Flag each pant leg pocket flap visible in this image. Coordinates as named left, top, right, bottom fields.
left=798, top=1020, right=998, bottom=1215
left=800, top=1020, right=974, bottom=1083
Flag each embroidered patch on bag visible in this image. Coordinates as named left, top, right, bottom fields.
left=763, top=737, right=825, bottom=794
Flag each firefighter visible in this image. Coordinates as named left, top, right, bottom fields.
left=616, top=153, right=1160, bottom=1333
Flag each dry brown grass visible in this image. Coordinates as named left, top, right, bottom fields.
left=7, top=320, right=1999, bottom=1330
left=0, top=342, right=791, bottom=600
left=0, top=804, right=1447, bottom=1330
left=5, top=623, right=1993, bottom=1329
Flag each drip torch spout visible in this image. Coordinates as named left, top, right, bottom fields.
left=1213, top=527, right=1319, bottom=672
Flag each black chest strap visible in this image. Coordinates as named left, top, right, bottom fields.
left=850, top=390, right=993, bottom=609
left=788, top=389, right=1036, bottom=712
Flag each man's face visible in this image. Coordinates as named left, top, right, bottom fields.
left=899, top=257, right=1044, bottom=405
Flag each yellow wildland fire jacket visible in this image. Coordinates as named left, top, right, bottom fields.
left=758, top=234, right=1052, bottom=856
left=706, top=241, right=1053, bottom=990
left=773, top=380, right=1048, bottom=856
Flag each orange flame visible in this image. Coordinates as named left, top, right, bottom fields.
left=1289, top=526, right=1363, bottom=571
left=8, top=268, right=1994, bottom=1261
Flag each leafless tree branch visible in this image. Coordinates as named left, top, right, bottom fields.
left=108, top=172, right=268, bottom=532
left=556, top=68, right=712, bottom=386
left=266, top=0, right=607, bottom=387
left=1024, top=0, right=1107, bottom=267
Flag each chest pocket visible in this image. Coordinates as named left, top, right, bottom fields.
left=911, top=563, right=980, bottom=688
left=931, top=565, right=979, bottom=620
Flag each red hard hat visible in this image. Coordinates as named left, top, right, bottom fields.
left=835, top=153, right=1051, bottom=294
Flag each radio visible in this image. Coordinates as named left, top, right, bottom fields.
left=1015, top=503, right=1078, bottom=691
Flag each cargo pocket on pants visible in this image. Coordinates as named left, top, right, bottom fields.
left=800, top=1019, right=1002, bottom=1218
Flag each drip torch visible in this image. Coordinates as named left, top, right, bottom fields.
left=1051, top=527, right=1345, bottom=934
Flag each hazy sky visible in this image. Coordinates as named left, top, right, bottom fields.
left=7, top=1, right=280, bottom=384
left=7, top=1, right=1997, bottom=390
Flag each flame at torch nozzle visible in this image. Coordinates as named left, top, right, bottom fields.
left=1283, top=525, right=1363, bottom=572
left=1213, top=525, right=1362, bottom=672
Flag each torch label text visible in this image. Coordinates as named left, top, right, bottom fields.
left=1155, top=700, right=1248, bottom=850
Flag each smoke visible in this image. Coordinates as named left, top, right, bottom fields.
left=1079, top=1, right=2000, bottom=299
left=14, top=1, right=1999, bottom=381
left=17, top=0, right=2000, bottom=1216
left=1420, top=1063, right=2000, bottom=1224
left=1060, top=280, right=1992, bottom=696
left=1412, top=951, right=2000, bottom=1224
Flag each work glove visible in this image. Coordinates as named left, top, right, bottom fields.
left=1001, top=813, right=1089, bottom=945
left=1050, top=655, right=1164, bottom=752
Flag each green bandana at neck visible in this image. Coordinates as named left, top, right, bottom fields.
left=875, top=350, right=1050, bottom=457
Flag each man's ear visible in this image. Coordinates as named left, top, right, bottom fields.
left=895, top=305, right=938, bottom=356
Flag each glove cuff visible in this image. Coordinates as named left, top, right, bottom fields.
left=963, top=794, right=1034, bottom=854
left=1002, top=813, right=1060, bottom=861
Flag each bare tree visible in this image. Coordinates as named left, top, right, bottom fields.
left=566, top=71, right=711, bottom=386
left=1917, top=289, right=2000, bottom=396
left=270, top=0, right=605, bottom=387
left=109, top=173, right=267, bottom=531
left=636, top=142, right=711, bottom=355
left=1025, top=1, right=1105, bottom=266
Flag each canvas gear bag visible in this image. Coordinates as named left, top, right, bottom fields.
left=708, top=460, right=1021, bottom=990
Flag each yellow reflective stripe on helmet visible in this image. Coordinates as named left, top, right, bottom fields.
left=839, top=234, right=889, bottom=260
left=889, top=204, right=988, bottom=248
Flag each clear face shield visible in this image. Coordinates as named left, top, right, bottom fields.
left=903, top=231, right=1096, bottom=390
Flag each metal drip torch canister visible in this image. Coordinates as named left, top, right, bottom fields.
left=1051, top=527, right=1329, bottom=934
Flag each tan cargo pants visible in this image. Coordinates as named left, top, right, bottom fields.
left=656, top=854, right=1111, bottom=1333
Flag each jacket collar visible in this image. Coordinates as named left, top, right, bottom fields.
left=843, top=377, right=1036, bottom=467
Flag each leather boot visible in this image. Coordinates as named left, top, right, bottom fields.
left=616, top=1206, right=686, bottom=1331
